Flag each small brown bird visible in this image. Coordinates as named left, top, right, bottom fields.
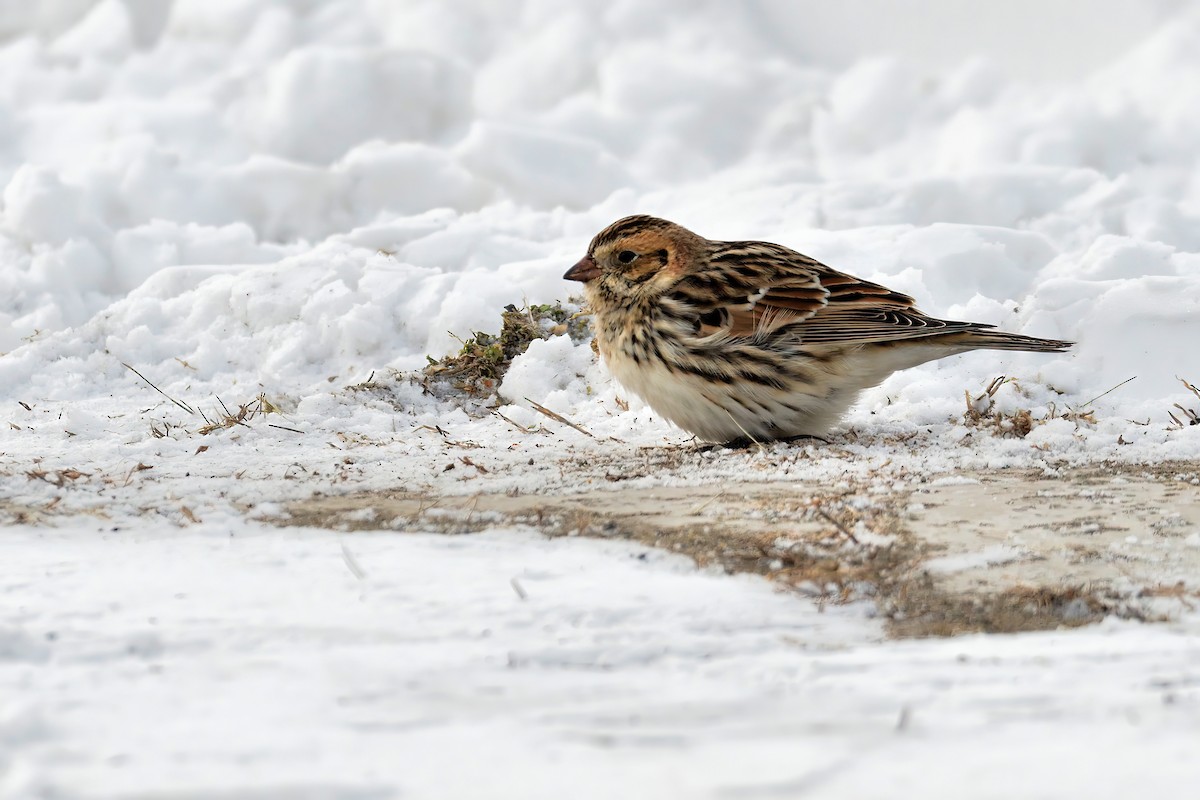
left=565, top=215, right=1072, bottom=445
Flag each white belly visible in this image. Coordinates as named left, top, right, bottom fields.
left=603, top=335, right=955, bottom=443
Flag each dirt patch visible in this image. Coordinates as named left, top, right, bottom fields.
left=282, top=483, right=911, bottom=598
left=892, top=464, right=1200, bottom=634
left=276, top=462, right=1200, bottom=638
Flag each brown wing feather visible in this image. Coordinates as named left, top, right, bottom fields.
left=674, top=241, right=828, bottom=338
left=818, top=272, right=917, bottom=308
left=755, top=265, right=968, bottom=344
left=681, top=240, right=968, bottom=345
left=790, top=308, right=987, bottom=343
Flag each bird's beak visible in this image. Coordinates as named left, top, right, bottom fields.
left=563, top=255, right=600, bottom=283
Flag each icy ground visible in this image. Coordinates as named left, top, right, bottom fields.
left=2, top=1, right=1200, bottom=797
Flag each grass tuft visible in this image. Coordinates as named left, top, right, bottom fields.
left=962, top=376, right=1038, bottom=438
left=196, top=393, right=279, bottom=435
left=962, top=375, right=1141, bottom=438
left=422, top=300, right=588, bottom=396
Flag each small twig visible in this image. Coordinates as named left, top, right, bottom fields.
left=723, top=408, right=766, bottom=452
left=493, top=410, right=537, bottom=434
left=689, top=491, right=728, bottom=515
left=215, top=395, right=252, bottom=428
left=418, top=424, right=451, bottom=438
left=460, top=457, right=488, bottom=474
left=121, top=462, right=152, bottom=487
left=1080, top=376, right=1137, bottom=408
left=1173, top=404, right=1199, bottom=425
left=268, top=424, right=305, bottom=434
left=811, top=505, right=860, bottom=545
left=121, top=362, right=195, bottom=415
left=524, top=398, right=594, bottom=438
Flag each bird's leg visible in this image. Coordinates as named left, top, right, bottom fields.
left=692, top=437, right=752, bottom=452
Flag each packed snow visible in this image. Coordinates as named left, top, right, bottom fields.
left=2, top=1, right=1199, bottom=798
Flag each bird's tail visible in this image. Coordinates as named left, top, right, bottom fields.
left=950, top=328, right=1073, bottom=353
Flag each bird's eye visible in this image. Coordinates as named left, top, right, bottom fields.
left=616, top=250, right=637, bottom=264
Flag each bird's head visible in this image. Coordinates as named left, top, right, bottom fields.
left=564, top=215, right=706, bottom=302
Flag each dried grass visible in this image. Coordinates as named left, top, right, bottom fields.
left=422, top=301, right=586, bottom=396
left=1167, top=377, right=1200, bottom=430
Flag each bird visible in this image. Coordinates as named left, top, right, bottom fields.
left=564, top=214, right=1072, bottom=446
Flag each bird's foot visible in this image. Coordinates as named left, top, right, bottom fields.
left=695, top=433, right=829, bottom=452
left=776, top=433, right=830, bottom=446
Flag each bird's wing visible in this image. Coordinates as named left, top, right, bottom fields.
left=676, top=241, right=982, bottom=344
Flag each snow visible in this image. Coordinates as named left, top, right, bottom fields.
left=924, top=544, right=1027, bottom=574
left=6, top=521, right=1200, bottom=799
left=2, top=1, right=1200, bottom=797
